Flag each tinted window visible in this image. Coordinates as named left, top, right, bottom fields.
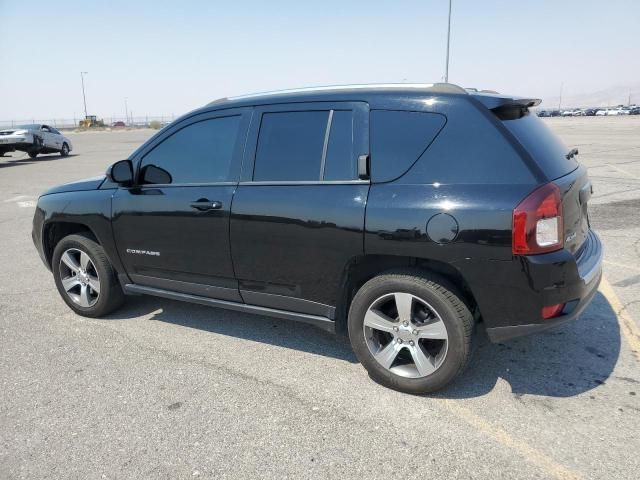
left=324, top=110, right=355, bottom=180
left=140, top=116, right=241, bottom=184
left=254, top=111, right=328, bottom=181
left=501, top=112, right=577, bottom=180
left=371, top=110, right=446, bottom=182
left=404, top=102, right=536, bottom=185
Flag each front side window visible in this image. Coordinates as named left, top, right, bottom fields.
left=140, top=115, right=241, bottom=184
left=253, top=109, right=357, bottom=182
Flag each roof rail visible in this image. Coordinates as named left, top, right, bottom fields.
left=207, top=82, right=467, bottom=105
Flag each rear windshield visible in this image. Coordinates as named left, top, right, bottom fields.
left=501, top=112, right=578, bottom=180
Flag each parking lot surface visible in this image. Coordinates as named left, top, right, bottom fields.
left=1, top=118, right=639, bottom=479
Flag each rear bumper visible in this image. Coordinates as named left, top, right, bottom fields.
left=483, top=230, right=603, bottom=342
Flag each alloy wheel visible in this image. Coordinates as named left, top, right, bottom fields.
left=363, top=292, right=449, bottom=378
left=58, top=248, right=101, bottom=307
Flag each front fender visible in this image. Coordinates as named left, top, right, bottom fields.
left=33, top=190, right=127, bottom=279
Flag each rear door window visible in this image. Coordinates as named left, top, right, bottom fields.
left=370, top=110, right=446, bottom=182
left=252, top=109, right=358, bottom=182
left=501, top=112, right=578, bottom=180
left=323, top=110, right=355, bottom=181
left=253, top=111, right=328, bottom=181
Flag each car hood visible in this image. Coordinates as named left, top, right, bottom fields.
left=42, top=175, right=106, bottom=196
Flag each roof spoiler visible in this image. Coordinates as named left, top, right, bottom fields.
left=471, top=93, right=542, bottom=111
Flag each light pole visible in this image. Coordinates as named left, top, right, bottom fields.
left=444, top=0, right=452, bottom=83
left=558, top=82, right=563, bottom=112
left=80, top=72, right=88, bottom=119
left=124, top=97, right=129, bottom=124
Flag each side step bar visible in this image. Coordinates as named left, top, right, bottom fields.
left=123, top=283, right=336, bottom=334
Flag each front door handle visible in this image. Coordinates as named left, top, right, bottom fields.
left=190, top=199, right=223, bottom=211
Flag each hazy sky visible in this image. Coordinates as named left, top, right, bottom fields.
left=1, top=0, right=638, bottom=120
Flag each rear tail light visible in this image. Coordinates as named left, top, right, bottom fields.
left=512, top=183, right=563, bottom=255
left=542, top=303, right=565, bottom=319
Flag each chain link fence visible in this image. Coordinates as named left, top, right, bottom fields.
left=0, top=115, right=179, bottom=130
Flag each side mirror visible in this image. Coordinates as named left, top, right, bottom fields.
left=106, top=159, right=134, bottom=186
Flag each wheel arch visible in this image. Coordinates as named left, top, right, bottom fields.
left=43, top=221, right=99, bottom=268
left=334, top=254, right=479, bottom=336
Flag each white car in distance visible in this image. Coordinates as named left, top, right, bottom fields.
left=0, top=124, right=73, bottom=158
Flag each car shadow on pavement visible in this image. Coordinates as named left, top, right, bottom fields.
left=439, top=291, right=622, bottom=399
left=0, top=153, right=77, bottom=168
left=106, top=295, right=359, bottom=363
left=107, top=291, right=621, bottom=397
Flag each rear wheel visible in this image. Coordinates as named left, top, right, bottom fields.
left=348, top=271, right=473, bottom=394
left=52, top=234, right=124, bottom=317
left=28, top=150, right=38, bottom=159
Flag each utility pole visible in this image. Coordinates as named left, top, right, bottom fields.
left=558, top=82, right=563, bottom=112
left=124, top=97, right=129, bottom=124
left=80, top=72, right=88, bottom=119
left=444, top=0, right=452, bottom=83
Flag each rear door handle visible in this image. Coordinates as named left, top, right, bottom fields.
left=190, top=199, right=223, bottom=211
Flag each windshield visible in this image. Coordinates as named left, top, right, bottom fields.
left=14, top=124, right=40, bottom=130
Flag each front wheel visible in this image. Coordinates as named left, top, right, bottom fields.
left=28, top=150, right=39, bottom=159
left=60, top=142, right=69, bottom=157
left=348, top=271, right=473, bottom=394
left=52, top=233, right=125, bottom=317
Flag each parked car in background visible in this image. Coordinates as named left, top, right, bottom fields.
left=549, top=110, right=561, bottom=117
left=607, top=108, right=630, bottom=116
left=595, top=109, right=608, bottom=116
left=537, top=110, right=549, bottom=117
left=562, top=109, right=584, bottom=117
left=32, top=83, right=602, bottom=394
left=630, top=106, right=640, bottom=115
left=111, top=121, right=126, bottom=128
left=583, top=108, right=597, bottom=116
left=0, top=124, right=72, bottom=158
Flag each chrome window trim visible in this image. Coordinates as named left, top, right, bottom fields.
left=238, top=180, right=370, bottom=186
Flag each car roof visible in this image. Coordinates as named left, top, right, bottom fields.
left=206, top=83, right=468, bottom=108
left=202, top=82, right=540, bottom=112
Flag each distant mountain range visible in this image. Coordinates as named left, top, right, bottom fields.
left=538, top=83, right=640, bottom=109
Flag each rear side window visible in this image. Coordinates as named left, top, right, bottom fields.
left=140, top=116, right=241, bottom=184
left=370, top=110, right=446, bottom=182
left=501, top=112, right=577, bottom=180
left=404, top=101, right=536, bottom=185
left=253, top=110, right=357, bottom=181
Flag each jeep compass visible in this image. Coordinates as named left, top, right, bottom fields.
left=32, top=83, right=603, bottom=393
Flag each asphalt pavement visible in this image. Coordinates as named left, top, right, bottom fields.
left=1, top=118, right=639, bottom=479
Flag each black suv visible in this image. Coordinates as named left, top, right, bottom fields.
left=32, top=83, right=602, bottom=393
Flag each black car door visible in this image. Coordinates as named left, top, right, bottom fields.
left=230, top=102, right=369, bottom=318
left=112, top=108, right=251, bottom=301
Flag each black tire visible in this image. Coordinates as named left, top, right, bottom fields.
left=60, top=143, right=69, bottom=157
left=28, top=150, right=39, bottom=159
left=52, top=233, right=125, bottom=317
left=348, top=270, right=473, bottom=394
